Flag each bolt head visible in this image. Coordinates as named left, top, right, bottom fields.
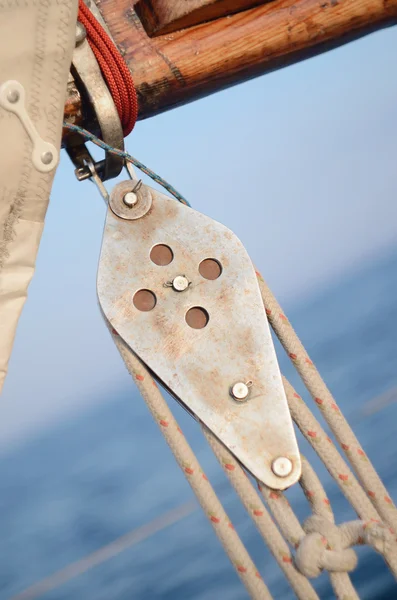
left=123, top=191, right=138, bottom=208
left=231, top=382, right=249, bottom=401
left=271, top=457, right=293, bottom=478
left=172, top=275, right=189, bottom=292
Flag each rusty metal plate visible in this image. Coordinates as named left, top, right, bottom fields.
left=97, top=183, right=301, bottom=489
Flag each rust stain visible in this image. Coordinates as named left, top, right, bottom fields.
left=98, top=181, right=300, bottom=487
left=152, top=311, right=192, bottom=361
left=113, top=290, right=135, bottom=322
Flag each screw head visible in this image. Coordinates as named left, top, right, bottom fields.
left=7, top=89, right=20, bottom=103
left=231, top=382, right=249, bottom=401
left=271, top=457, right=293, bottom=478
left=41, top=151, right=53, bottom=165
left=172, top=275, right=189, bottom=292
left=123, top=191, right=138, bottom=208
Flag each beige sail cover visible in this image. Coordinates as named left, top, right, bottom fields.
left=0, top=1, right=78, bottom=392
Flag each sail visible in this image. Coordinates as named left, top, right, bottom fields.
left=0, top=1, right=78, bottom=392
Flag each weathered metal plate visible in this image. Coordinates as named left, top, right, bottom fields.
left=97, top=183, right=301, bottom=489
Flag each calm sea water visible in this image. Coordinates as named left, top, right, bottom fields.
left=1, top=249, right=397, bottom=600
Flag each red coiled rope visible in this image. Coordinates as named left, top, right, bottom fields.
left=78, top=0, right=138, bottom=137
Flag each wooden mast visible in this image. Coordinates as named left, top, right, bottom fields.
left=64, top=0, right=397, bottom=138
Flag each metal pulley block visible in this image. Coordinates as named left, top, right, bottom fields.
left=98, top=180, right=301, bottom=490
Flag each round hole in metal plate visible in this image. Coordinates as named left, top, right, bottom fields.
left=150, top=244, right=174, bottom=266
left=133, top=289, right=157, bottom=312
left=186, top=307, right=209, bottom=329
left=199, top=259, right=222, bottom=280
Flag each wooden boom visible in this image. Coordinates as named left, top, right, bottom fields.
left=64, top=0, right=397, bottom=137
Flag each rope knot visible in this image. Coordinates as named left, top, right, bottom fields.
left=295, top=515, right=357, bottom=578
left=362, top=521, right=395, bottom=555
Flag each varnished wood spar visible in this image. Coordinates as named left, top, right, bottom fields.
left=64, top=0, right=397, bottom=137
left=135, top=0, right=265, bottom=36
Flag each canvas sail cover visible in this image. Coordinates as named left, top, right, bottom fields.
left=0, top=0, right=78, bottom=392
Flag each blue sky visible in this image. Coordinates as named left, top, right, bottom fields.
left=1, top=26, right=397, bottom=448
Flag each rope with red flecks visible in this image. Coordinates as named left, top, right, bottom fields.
left=77, top=0, right=138, bottom=137
left=256, top=272, right=397, bottom=533
left=108, top=271, right=397, bottom=599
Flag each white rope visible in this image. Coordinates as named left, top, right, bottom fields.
left=12, top=277, right=397, bottom=600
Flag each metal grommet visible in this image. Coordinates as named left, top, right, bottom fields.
left=41, top=151, right=54, bottom=165
left=7, top=89, right=20, bottom=103
left=109, top=180, right=152, bottom=220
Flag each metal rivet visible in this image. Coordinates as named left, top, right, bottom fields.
left=123, top=191, right=138, bottom=208
left=231, top=382, right=249, bottom=401
left=7, top=89, right=19, bottom=103
left=172, top=275, right=189, bottom=292
left=41, top=151, right=53, bottom=165
left=75, top=22, right=86, bottom=45
left=271, top=457, right=293, bottom=478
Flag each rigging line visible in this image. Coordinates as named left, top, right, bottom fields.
left=62, top=122, right=190, bottom=206
left=10, top=500, right=197, bottom=600
left=10, top=478, right=233, bottom=600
